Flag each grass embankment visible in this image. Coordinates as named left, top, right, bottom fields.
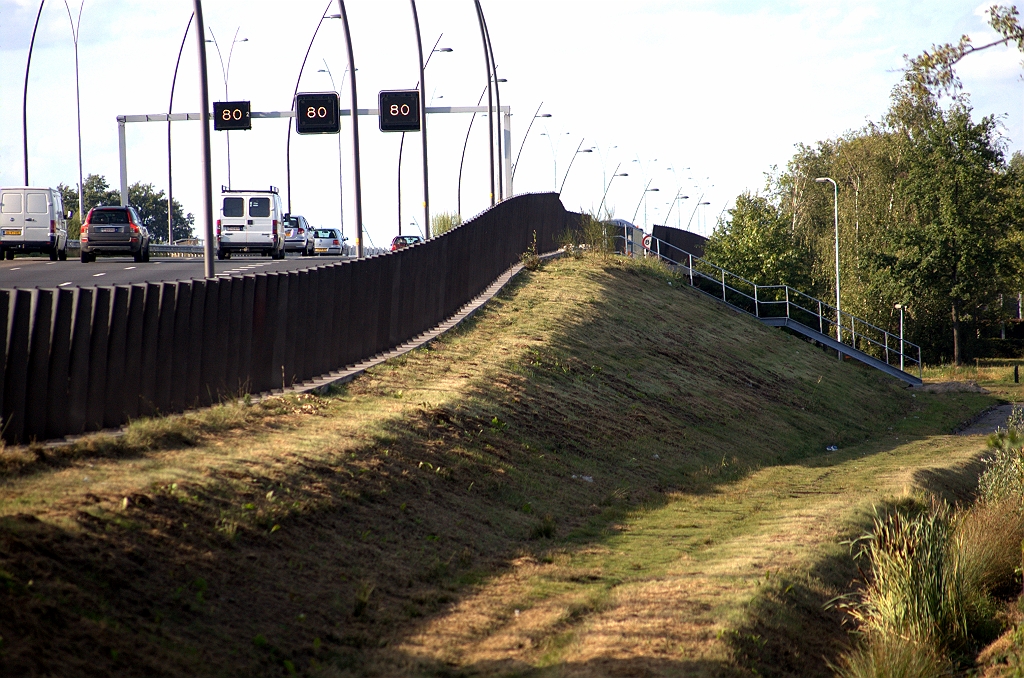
left=0, top=254, right=996, bottom=677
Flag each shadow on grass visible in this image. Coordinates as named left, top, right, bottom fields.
left=0, top=257, right=996, bottom=677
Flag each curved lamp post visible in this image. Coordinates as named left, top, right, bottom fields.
left=167, top=11, right=195, bottom=245
left=456, top=78, right=504, bottom=218
left=663, top=190, right=689, bottom=227
left=539, top=130, right=569, bottom=191
left=815, top=176, right=841, bottom=351
left=286, top=1, right=337, bottom=214
left=597, top=163, right=626, bottom=220
left=558, top=140, right=591, bottom=195
left=397, top=31, right=450, bottom=237
left=511, top=104, right=549, bottom=188
left=22, top=0, right=45, bottom=185
left=318, top=61, right=348, bottom=243
left=205, top=28, right=248, bottom=189
left=472, top=0, right=495, bottom=206
left=192, top=0, right=215, bottom=279
left=698, top=200, right=710, bottom=233
left=63, top=0, right=84, bottom=222
left=335, top=0, right=363, bottom=258
left=632, top=180, right=657, bottom=224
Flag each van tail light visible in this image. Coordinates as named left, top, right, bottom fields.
left=272, top=219, right=278, bottom=235
left=216, top=219, right=221, bottom=237
left=49, top=219, right=56, bottom=234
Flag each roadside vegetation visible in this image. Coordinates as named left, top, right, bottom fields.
left=702, top=4, right=1024, bottom=367
left=0, top=251, right=1000, bottom=676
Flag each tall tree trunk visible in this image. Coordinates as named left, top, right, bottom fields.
left=952, top=299, right=961, bottom=366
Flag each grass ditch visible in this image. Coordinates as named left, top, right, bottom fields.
left=0, top=252, right=998, bottom=676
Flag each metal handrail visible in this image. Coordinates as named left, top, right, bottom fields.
left=620, top=233, right=923, bottom=379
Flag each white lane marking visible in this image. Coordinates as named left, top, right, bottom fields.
left=46, top=262, right=57, bottom=265
left=93, top=272, right=106, bottom=277
left=59, top=281, right=73, bottom=287
left=10, top=268, right=19, bottom=271
left=125, top=266, right=136, bottom=270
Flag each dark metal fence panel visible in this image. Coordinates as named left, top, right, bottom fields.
left=137, top=284, right=162, bottom=417
left=66, top=288, right=93, bottom=434
left=1, top=192, right=573, bottom=443
left=24, top=290, right=52, bottom=442
left=45, top=288, right=74, bottom=440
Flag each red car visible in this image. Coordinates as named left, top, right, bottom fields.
left=390, top=235, right=423, bottom=252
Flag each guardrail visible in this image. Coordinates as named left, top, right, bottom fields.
left=64, top=241, right=384, bottom=259
left=636, top=234, right=922, bottom=383
left=1, top=194, right=577, bottom=444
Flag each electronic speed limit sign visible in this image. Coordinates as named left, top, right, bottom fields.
left=295, top=92, right=340, bottom=134
left=213, top=101, right=251, bottom=131
left=378, top=90, right=420, bottom=132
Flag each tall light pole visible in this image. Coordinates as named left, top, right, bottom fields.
left=168, top=12, right=195, bottom=245
left=287, top=2, right=337, bottom=214
left=539, top=130, right=570, bottom=191
left=475, top=0, right=503, bottom=200
left=397, top=34, right=450, bottom=237
left=457, top=78, right=504, bottom=218
left=663, top=190, right=689, bottom=227
left=558, top=140, right=591, bottom=195
left=473, top=0, right=496, bottom=206
left=62, top=1, right=84, bottom=222
left=632, top=180, right=658, bottom=224
left=698, top=200, right=710, bottom=234
left=816, top=176, right=841, bottom=351
left=336, top=0, right=363, bottom=259
left=318, top=61, right=348, bottom=243
left=205, top=27, right=247, bottom=190
left=597, top=163, right=627, bottom=220
left=22, top=0, right=45, bottom=185
left=192, top=0, right=215, bottom=279
left=511, top=103, right=550, bottom=189
left=895, top=303, right=905, bottom=371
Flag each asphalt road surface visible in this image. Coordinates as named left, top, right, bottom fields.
left=0, top=253, right=352, bottom=290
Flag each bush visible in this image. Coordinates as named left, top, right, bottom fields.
left=835, top=631, right=951, bottom=678
left=431, top=211, right=461, bottom=237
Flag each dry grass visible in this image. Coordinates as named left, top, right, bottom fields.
left=0, top=253, right=998, bottom=677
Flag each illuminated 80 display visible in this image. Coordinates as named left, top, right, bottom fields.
left=378, top=90, right=420, bottom=132
left=213, top=101, right=251, bottom=131
left=295, top=92, right=340, bottom=134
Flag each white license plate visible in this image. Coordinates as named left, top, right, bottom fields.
left=99, top=227, right=117, bottom=233
left=225, top=226, right=242, bottom=231
left=3, top=229, right=20, bottom=236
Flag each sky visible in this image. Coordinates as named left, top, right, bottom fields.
left=1, top=0, right=1023, bottom=247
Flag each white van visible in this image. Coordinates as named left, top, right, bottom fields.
left=0, top=186, right=70, bottom=261
left=217, top=187, right=285, bottom=260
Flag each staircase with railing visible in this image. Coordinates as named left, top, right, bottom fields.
left=634, top=234, right=922, bottom=386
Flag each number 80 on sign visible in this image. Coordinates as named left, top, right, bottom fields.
left=295, top=92, right=340, bottom=135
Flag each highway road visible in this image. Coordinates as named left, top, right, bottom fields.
left=0, top=254, right=353, bottom=290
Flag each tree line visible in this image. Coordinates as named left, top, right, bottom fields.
left=704, top=7, right=1024, bottom=366
left=59, top=174, right=194, bottom=244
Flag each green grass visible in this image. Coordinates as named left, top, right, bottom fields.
left=0, top=253, right=998, bottom=677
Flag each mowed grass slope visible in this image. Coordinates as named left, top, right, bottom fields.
left=0, top=255, right=992, bottom=677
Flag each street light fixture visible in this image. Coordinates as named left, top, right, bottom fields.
left=511, top=104, right=550, bottom=187
left=597, top=164, right=627, bottom=220
left=457, top=78, right=505, bottom=218
left=540, top=130, right=570, bottom=191
left=558, top=141, right=591, bottom=195
left=698, top=200, right=710, bottom=234
left=632, top=181, right=659, bottom=224
left=816, top=176, right=841, bottom=353
left=663, top=190, right=689, bottom=228
left=22, top=0, right=45, bottom=185
left=206, top=28, right=248, bottom=189
left=62, top=0, right=85, bottom=225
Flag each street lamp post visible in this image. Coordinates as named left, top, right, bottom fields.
left=167, top=12, right=195, bottom=245
left=22, top=0, right=46, bottom=185
left=205, top=27, right=248, bottom=190
left=511, top=103, right=549, bottom=189
left=286, top=2, right=337, bottom=214
left=335, top=0, right=363, bottom=259
left=663, top=190, right=689, bottom=227
left=895, top=304, right=905, bottom=371
left=473, top=0, right=496, bottom=206
left=597, top=163, right=627, bottom=220
left=539, top=130, right=570, bottom=191
left=816, top=176, right=841, bottom=352
left=318, top=61, right=348, bottom=244
left=192, top=0, right=215, bottom=279
left=632, top=180, right=658, bottom=224
left=456, top=78, right=504, bottom=218
left=62, top=0, right=85, bottom=223
left=698, top=200, right=710, bottom=234
left=558, top=140, right=591, bottom=195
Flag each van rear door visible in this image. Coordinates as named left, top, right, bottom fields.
left=246, top=196, right=275, bottom=248
left=220, top=196, right=246, bottom=248
left=24, top=191, right=51, bottom=243
left=1, top=190, right=26, bottom=242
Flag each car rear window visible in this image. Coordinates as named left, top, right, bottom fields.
left=26, top=193, right=48, bottom=214
left=314, top=230, right=334, bottom=238
left=249, top=197, right=271, bottom=218
left=283, top=217, right=298, bottom=228
left=1, top=193, right=22, bottom=214
left=90, top=209, right=129, bottom=224
left=223, top=197, right=244, bottom=217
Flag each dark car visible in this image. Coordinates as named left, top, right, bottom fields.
left=80, top=205, right=150, bottom=263
left=283, top=214, right=314, bottom=256
left=390, top=235, right=423, bottom=252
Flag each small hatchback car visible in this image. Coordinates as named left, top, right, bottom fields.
left=283, top=214, right=314, bottom=256
left=312, top=228, right=344, bottom=255
left=80, top=205, right=151, bottom=263
left=390, top=234, right=423, bottom=251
